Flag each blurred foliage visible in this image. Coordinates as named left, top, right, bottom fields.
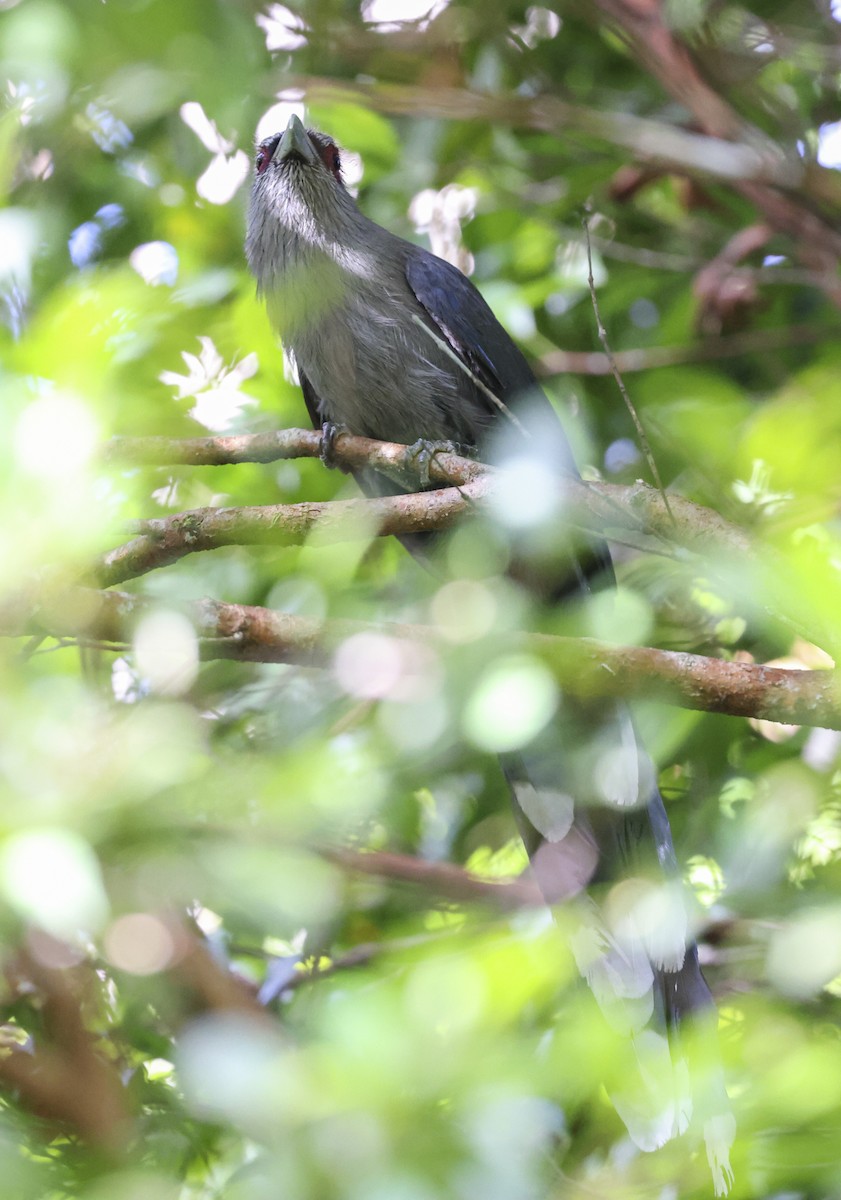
left=2, top=0, right=841, bottom=1196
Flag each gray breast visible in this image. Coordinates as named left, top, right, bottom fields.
left=296, top=290, right=470, bottom=443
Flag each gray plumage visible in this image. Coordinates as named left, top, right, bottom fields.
left=246, top=114, right=734, bottom=1192
left=246, top=117, right=575, bottom=467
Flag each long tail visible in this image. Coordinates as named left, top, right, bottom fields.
left=504, top=717, right=735, bottom=1194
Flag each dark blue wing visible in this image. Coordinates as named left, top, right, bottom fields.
left=300, top=370, right=324, bottom=429
left=406, top=249, right=537, bottom=397
left=405, top=248, right=578, bottom=476
left=407, top=247, right=611, bottom=589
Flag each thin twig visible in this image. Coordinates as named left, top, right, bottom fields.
left=584, top=212, right=677, bottom=527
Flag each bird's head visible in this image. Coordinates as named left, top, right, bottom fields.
left=247, top=114, right=369, bottom=289
left=254, top=114, right=345, bottom=193
left=246, top=114, right=380, bottom=330
left=248, top=114, right=360, bottom=238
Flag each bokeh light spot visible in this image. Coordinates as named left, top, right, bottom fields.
left=0, top=829, right=108, bottom=937
left=431, top=579, right=498, bottom=642
left=14, top=391, right=98, bottom=479
left=129, top=241, right=178, bottom=286
left=133, top=610, right=199, bottom=696
left=104, top=912, right=177, bottom=975
left=464, top=655, right=557, bottom=752
left=334, top=632, right=439, bottom=701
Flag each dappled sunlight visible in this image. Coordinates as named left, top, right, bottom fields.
left=159, top=336, right=259, bottom=431
left=255, top=90, right=306, bottom=142
left=431, top=578, right=499, bottom=642
left=14, top=390, right=98, bottom=479
left=129, top=240, right=178, bottom=286
left=181, top=100, right=250, bottom=204
left=2, top=0, right=841, bottom=1195
left=0, top=829, right=108, bottom=940
left=133, top=610, right=200, bottom=696
left=410, top=183, right=477, bottom=271
left=489, top=452, right=562, bottom=531
left=256, top=4, right=308, bottom=51
left=362, top=0, right=449, bottom=29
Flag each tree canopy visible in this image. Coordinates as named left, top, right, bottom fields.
left=3, top=0, right=841, bottom=1196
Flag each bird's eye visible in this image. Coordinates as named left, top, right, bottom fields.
left=312, top=136, right=342, bottom=181
left=255, top=136, right=280, bottom=175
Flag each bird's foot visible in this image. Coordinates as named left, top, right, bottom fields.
left=403, top=439, right=475, bottom=488
left=319, top=422, right=349, bottom=471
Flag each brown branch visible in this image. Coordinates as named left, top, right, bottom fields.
left=286, top=936, right=431, bottom=987
left=97, top=429, right=752, bottom=585
left=96, top=481, right=488, bottom=587
left=0, top=955, right=132, bottom=1152
left=0, top=925, right=272, bottom=1148
left=539, top=323, right=832, bottom=376
left=5, top=586, right=840, bottom=729
left=99, top=431, right=489, bottom=585
left=24, top=424, right=841, bottom=675
left=96, top=476, right=747, bottom=586
left=104, top=428, right=484, bottom=485
left=172, top=927, right=272, bottom=1021
left=592, top=0, right=752, bottom=142
left=0, top=1046, right=129, bottom=1151
left=104, top=427, right=326, bottom=468
left=590, top=0, right=841, bottom=306
left=580, top=227, right=835, bottom=288
left=692, top=223, right=774, bottom=334
left=291, top=62, right=841, bottom=308
left=292, top=74, right=808, bottom=192
left=323, top=847, right=543, bottom=908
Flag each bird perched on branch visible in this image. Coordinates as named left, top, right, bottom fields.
left=246, top=113, right=734, bottom=1192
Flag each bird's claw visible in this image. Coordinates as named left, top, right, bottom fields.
left=319, top=421, right=346, bottom=470
left=404, top=438, right=473, bottom=488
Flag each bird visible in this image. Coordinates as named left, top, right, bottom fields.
left=246, top=113, right=734, bottom=1192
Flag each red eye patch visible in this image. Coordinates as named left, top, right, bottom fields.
left=309, top=134, right=342, bottom=182
left=256, top=135, right=280, bottom=174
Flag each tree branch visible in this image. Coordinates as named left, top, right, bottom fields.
left=538, top=323, right=835, bottom=377
left=104, top=428, right=484, bottom=483
left=0, top=954, right=132, bottom=1153
left=4, top=586, right=839, bottom=729
left=292, top=74, right=815, bottom=194
left=96, top=480, right=488, bottom=586
left=322, top=847, right=543, bottom=909
left=99, top=429, right=751, bottom=585
left=290, top=66, right=841, bottom=308
left=591, top=0, right=841, bottom=306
